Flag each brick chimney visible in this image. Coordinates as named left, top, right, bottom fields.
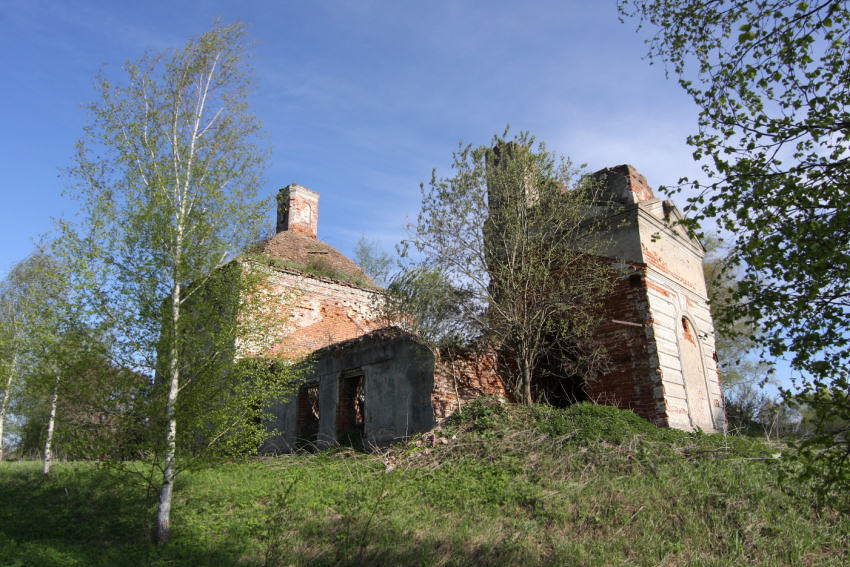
left=592, top=164, right=655, bottom=204
left=276, top=184, right=319, bottom=238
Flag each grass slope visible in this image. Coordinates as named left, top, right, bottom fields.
left=1, top=400, right=847, bottom=566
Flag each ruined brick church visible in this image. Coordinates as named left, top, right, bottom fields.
left=244, top=166, right=727, bottom=451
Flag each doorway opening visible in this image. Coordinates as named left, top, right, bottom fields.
left=296, top=382, right=320, bottom=448
left=337, top=370, right=365, bottom=449
left=532, top=344, right=588, bottom=408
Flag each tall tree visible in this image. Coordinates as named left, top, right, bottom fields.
left=14, top=321, right=139, bottom=465
left=0, top=251, right=69, bottom=467
left=619, top=0, right=850, bottom=502
left=63, top=22, right=277, bottom=543
left=0, top=254, right=53, bottom=462
left=402, top=131, right=617, bottom=404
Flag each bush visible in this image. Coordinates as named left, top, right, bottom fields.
left=446, top=396, right=508, bottom=431
left=529, top=403, right=678, bottom=445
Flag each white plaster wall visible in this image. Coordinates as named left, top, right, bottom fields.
left=640, top=211, right=727, bottom=432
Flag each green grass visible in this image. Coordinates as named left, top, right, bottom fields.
left=1, top=400, right=848, bottom=566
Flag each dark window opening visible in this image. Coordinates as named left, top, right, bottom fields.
left=337, top=370, right=365, bottom=449
left=296, top=383, right=320, bottom=449
left=682, top=316, right=696, bottom=345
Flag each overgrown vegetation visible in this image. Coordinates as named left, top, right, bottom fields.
left=2, top=400, right=846, bottom=566
left=396, top=131, right=618, bottom=404
left=619, top=0, right=850, bottom=504
left=252, top=254, right=374, bottom=289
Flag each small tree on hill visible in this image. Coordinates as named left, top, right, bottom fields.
left=401, top=131, right=617, bottom=405
left=353, top=235, right=394, bottom=287
left=62, top=22, right=293, bottom=543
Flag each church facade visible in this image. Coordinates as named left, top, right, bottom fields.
left=244, top=166, right=726, bottom=451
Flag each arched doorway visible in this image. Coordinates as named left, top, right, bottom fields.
left=678, top=315, right=714, bottom=430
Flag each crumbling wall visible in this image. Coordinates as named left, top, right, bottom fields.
left=432, top=351, right=506, bottom=421
left=589, top=265, right=669, bottom=427
left=238, top=264, right=384, bottom=359
left=582, top=165, right=727, bottom=432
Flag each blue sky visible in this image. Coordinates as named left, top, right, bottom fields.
left=3, top=0, right=801, bottom=394
left=0, top=0, right=706, bottom=272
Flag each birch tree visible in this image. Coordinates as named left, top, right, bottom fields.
left=64, top=22, right=276, bottom=543
left=0, top=251, right=71, bottom=475
left=0, top=272, right=26, bottom=463
left=0, top=255, right=50, bottom=462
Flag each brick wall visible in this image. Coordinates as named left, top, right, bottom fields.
left=277, top=184, right=319, bottom=239
left=238, top=265, right=385, bottom=359
left=296, top=384, right=319, bottom=442
left=432, top=350, right=506, bottom=420
left=589, top=265, right=669, bottom=427
left=336, top=373, right=364, bottom=436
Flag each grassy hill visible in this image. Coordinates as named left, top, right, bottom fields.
left=1, top=399, right=847, bottom=566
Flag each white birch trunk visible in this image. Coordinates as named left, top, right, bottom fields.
left=0, top=354, right=18, bottom=463
left=42, top=373, right=60, bottom=478
left=156, top=279, right=182, bottom=544
left=156, top=46, right=215, bottom=544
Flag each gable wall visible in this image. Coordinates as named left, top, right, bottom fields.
left=237, top=263, right=385, bottom=359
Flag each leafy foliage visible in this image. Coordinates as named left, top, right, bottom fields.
left=0, top=251, right=69, bottom=463
left=16, top=323, right=143, bottom=462
left=60, top=21, right=284, bottom=541
left=702, top=236, right=780, bottom=431
left=249, top=253, right=373, bottom=288
left=702, top=236, right=771, bottom=391
left=401, top=131, right=617, bottom=403
left=620, top=0, right=850, bottom=504
left=352, top=235, right=393, bottom=287
left=381, top=266, right=475, bottom=349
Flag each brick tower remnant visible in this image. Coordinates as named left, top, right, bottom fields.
left=589, top=165, right=727, bottom=432
left=277, top=183, right=319, bottom=238
left=245, top=184, right=382, bottom=360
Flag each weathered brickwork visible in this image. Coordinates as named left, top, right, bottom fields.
left=295, top=383, right=319, bottom=443
left=594, top=164, right=655, bottom=204
left=590, top=265, right=669, bottom=426
left=237, top=184, right=385, bottom=360
left=336, top=372, right=364, bottom=437
left=236, top=264, right=383, bottom=359
left=263, top=269, right=382, bottom=359
left=589, top=165, right=727, bottom=432
left=276, top=183, right=319, bottom=238
left=432, top=351, right=506, bottom=421
left=254, top=166, right=727, bottom=446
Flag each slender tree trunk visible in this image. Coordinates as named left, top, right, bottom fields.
left=157, top=280, right=181, bottom=544
left=42, top=373, right=60, bottom=479
left=0, top=354, right=18, bottom=463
